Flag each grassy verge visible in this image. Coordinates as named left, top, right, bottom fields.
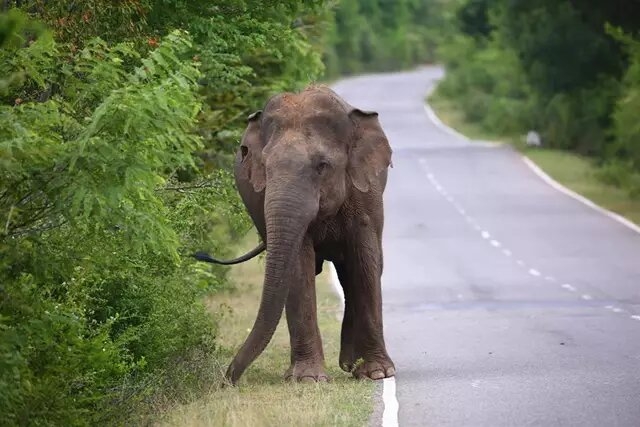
left=158, top=234, right=374, bottom=427
left=428, top=90, right=640, bottom=226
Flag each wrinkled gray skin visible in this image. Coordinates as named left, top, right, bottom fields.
left=227, top=86, right=395, bottom=385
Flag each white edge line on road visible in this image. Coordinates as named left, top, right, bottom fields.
left=522, top=156, right=640, bottom=235
left=382, top=377, right=400, bottom=427
left=328, top=262, right=344, bottom=308
left=423, top=86, right=640, bottom=236
left=328, top=263, right=399, bottom=427
left=423, top=102, right=470, bottom=142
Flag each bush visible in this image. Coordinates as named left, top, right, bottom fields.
left=0, top=14, right=241, bottom=425
left=611, top=28, right=640, bottom=175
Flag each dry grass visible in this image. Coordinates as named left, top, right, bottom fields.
left=427, top=92, right=640, bottom=226
left=158, top=235, right=374, bottom=427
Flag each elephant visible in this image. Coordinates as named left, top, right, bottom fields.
left=197, top=85, right=395, bottom=385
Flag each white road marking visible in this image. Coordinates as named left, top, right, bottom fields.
left=420, top=110, right=640, bottom=327
left=382, top=377, right=400, bottom=427
left=490, top=240, right=501, bottom=248
left=423, top=100, right=470, bottom=142
left=329, top=263, right=344, bottom=315
left=454, top=205, right=466, bottom=215
left=522, top=156, right=640, bottom=235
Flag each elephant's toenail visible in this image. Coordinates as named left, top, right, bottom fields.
left=386, top=367, right=396, bottom=377
left=370, top=370, right=385, bottom=380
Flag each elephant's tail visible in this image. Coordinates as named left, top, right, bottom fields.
left=192, top=242, right=266, bottom=265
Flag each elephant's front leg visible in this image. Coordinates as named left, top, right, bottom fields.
left=343, top=225, right=395, bottom=380
left=334, top=262, right=356, bottom=372
left=284, top=236, right=328, bottom=382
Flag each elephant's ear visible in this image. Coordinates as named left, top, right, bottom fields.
left=239, top=110, right=266, bottom=193
left=348, top=108, right=393, bottom=193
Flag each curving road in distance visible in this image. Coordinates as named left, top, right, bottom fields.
left=332, top=67, right=640, bottom=427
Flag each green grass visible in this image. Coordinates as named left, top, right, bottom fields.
left=157, top=234, right=374, bottom=427
left=427, top=91, right=640, bottom=226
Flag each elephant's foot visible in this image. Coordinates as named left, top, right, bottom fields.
left=284, top=360, right=329, bottom=383
left=339, top=344, right=355, bottom=372
left=352, top=355, right=396, bottom=380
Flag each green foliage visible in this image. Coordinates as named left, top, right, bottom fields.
left=0, top=7, right=271, bottom=426
left=605, top=27, right=640, bottom=197
left=436, top=0, right=640, bottom=196
left=323, top=0, right=459, bottom=77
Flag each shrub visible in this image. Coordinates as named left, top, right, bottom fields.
left=0, top=14, right=239, bottom=425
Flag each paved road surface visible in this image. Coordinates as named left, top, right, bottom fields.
left=332, top=67, right=640, bottom=427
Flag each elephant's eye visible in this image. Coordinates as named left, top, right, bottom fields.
left=316, top=160, right=330, bottom=175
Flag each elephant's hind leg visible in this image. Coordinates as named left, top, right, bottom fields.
left=284, top=237, right=328, bottom=382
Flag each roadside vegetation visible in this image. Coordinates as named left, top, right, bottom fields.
left=430, top=0, right=640, bottom=224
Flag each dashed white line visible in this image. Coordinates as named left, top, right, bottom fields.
left=420, top=106, right=640, bottom=327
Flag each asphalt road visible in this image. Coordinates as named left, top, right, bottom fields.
left=332, top=67, right=640, bottom=427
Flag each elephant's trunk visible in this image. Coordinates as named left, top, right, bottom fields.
left=225, top=179, right=316, bottom=385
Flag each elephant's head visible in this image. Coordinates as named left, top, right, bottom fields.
left=225, top=86, right=392, bottom=384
